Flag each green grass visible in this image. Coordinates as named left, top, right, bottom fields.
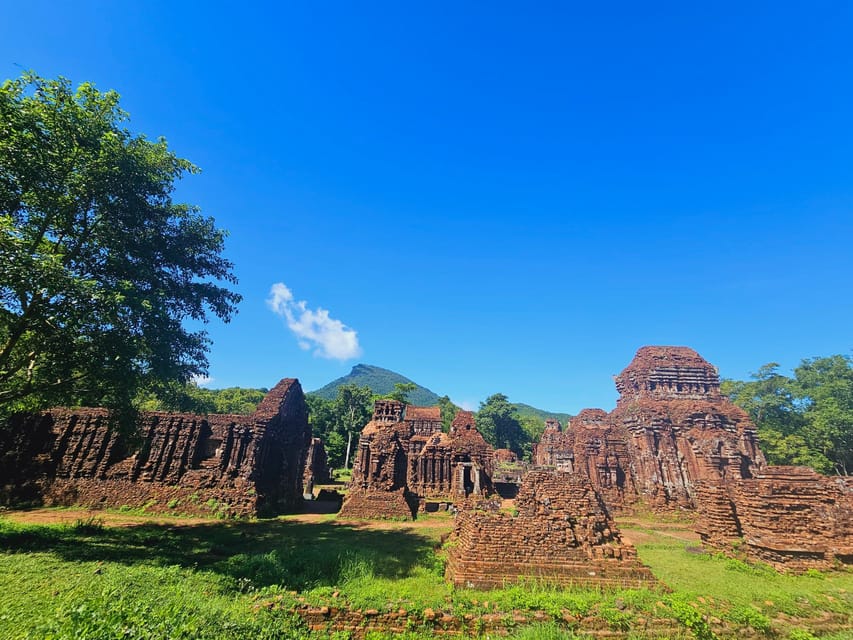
left=1, top=512, right=851, bottom=639
left=623, top=524, right=853, bottom=637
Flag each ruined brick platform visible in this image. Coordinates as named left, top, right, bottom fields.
left=445, top=471, right=656, bottom=589
left=0, top=379, right=311, bottom=517
left=339, top=403, right=494, bottom=520
left=695, top=466, right=853, bottom=572
left=534, top=346, right=765, bottom=512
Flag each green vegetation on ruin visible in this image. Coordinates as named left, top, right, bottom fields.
left=0, top=510, right=849, bottom=639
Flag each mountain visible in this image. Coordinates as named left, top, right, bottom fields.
left=309, top=364, right=572, bottom=424
left=309, top=364, right=442, bottom=406
left=511, top=402, right=572, bottom=424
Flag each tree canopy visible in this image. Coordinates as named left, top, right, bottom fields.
left=724, top=354, right=853, bottom=475
left=307, top=384, right=374, bottom=468
left=0, top=72, right=240, bottom=415
left=476, top=393, right=530, bottom=458
left=385, top=382, right=417, bottom=404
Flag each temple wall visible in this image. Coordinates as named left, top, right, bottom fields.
left=695, top=467, right=853, bottom=572
left=0, top=378, right=311, bottom=517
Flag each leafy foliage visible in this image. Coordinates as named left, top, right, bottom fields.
left=135, top=384, right=267, bottom=415
left=437, top=395, right=458, bottom=432
left=476, top=393, right=530, bottom=457
left=0, top=72, right=240, bottom=416
left=308, top=383, right=374, bottom=468
left=724, top=354, right=853, bottom=474
left=385, top=382, right=417, bottom=403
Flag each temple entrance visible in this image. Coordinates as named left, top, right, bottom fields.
left=455, top=461, right=482, bottom=497
left=463, top=465, right=474, bottom=494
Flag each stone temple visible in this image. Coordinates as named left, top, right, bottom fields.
left=0, top=379, right=312, bottom=517
left=534, top=346, right=766, bottom=511
left=339, top=401, right=494, bottom=519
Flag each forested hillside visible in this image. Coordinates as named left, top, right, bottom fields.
left=310, top=364, right=441, bottom=406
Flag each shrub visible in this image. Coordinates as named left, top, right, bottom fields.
left=667, top=596, right=717, bottom=640
left=728, top=605, right=772, bottom=634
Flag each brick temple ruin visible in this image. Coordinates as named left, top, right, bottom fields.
left=696, top=467, right=853, bottom=571
left=528, top=346, right=851, bottom=573
left=338, top=401, right=494, bottom=519
left=534, top=346, right=766, bottom=511
left=445, top=470, right=657, bottom=589
left=0, top=378, right=312, bottom=517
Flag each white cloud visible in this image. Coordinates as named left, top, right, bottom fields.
left=266, top=282, right=362, bottom=361
left=192, top=375, right=215, bottom=388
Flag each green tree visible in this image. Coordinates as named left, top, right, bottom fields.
left=721, top=364, right=804, bottom=436
left=134, top=381, right=216, bottom=415
left=306, top=384, right=374, bottom=468
left=386, top=382, right=417, bottom=403
left=476, top=393, right=529, bottom=457
left=437, top=394, right=459, bottom=432
left=0, top=72, right=240, bottom=415
left=209, top=387, right=267, bottom=415
left=724, top=356, right=853, bottom=475
left=519, top=415, right=547, bottom=457
left=794, top=355, right=853, bottom=475
left=334, top=384, right=373, bottom=436
left=306, top=394, right=343, bottom=465
left=721, top=364, right=824, bottom=470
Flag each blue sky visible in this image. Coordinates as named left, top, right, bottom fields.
left=3, top=2, right=852, bottom=413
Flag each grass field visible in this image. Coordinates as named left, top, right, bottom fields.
left=0, top=508, right=850, bottom=639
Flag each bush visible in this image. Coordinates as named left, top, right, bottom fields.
left=728, top=605, right=772, bottom=634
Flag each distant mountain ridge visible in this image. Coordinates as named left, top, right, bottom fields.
left=512, top=402, right=572, bottom=425
left=309, top=364, right=442, bottom=406
left=308, top=364, right=572, bottom=423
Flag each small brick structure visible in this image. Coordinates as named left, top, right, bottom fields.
left=534, top=408, right=634, bottom=509
left=445, top=470, right=657, bottom=589
left=695, top=466, right=853, bottom=572
left=533, top=346, right=766, bottom=512
left=0, top=379, right=311, bottom=517
left=339, top=404, right=494, bottom=520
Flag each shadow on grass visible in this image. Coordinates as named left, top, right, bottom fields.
left=0, top=516, right=440, bottom=592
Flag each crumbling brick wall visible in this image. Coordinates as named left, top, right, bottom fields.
left=0, top=378, right=311, bottom=517
left=445, top=471, right=656, bottom=589
left=695, top=467, right=853, bottom=572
